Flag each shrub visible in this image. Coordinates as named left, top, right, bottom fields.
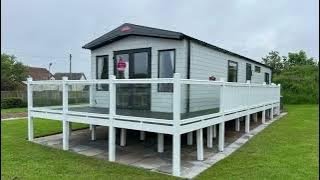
left=273, top=65, right=319, bottom=104
left=1, top=97, right=27, bottom=109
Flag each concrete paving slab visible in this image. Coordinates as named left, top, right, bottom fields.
left=32, top=112, right=286, bottom=178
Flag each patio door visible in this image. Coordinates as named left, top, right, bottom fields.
left=114, top=48, right=151, bottom=110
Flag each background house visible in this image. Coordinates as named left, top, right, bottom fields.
left=53, top=73, right=87, bottom=91
left=27, top=66, right=54, bottom=80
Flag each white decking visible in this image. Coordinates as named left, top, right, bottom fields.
left=26, top=73, right=281, bottom=177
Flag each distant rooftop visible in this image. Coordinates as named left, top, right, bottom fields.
left=27, top=66, right=52, bottom=80
left=53, top=73, right=87, bottom=80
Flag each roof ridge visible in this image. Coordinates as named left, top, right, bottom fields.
left=124, top=23, right=183, bottom=35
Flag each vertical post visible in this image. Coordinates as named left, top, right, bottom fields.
left=172, top=73, right=181, bottom=176
left=89, top=83, right=94, bottom=107
left=140, top=131, right=145, bottom=141
left=27, top=77, right=34, bottom=141
left=245, top=114, right=250, bottom=133
left=254, top=113, right=258, bottom=123
left=109, top=75, right=116, bottom=161
left=158, top=133, right=164, bottom=153
left=62, top=76, right=69, bottom=150
left=262, top=109, right=266, bottom=124
left=235, top=118, right=240, bottom=132
left=218, top=78, right=225, bottom=152
left=91, top=125, right=96, bottom=141
left=213, top=125, right=217, bottom=138
left=187, top=131, right=193, bottom=145
left=270, top=106, right=274, bottom=120
left=197, top=128, right=204, bottom=160
left=218, top=122, right=225, bottom=151
left=69, top=54, right=72, bottom=74
left=207, top=126, right=213, bottom=148
left=120, top=128, right=126, bottom=146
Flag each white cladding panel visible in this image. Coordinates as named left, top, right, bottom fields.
left=188, top=42, right=271, bottom=112
left=90, top=36, right=187, bottom=113
left=89, top=36, right=271, bottom=113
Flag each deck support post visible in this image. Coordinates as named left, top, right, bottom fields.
left=197, top=128, right=204, bottom=160
left=91, top=125, right=96, bottom=141
left=109, top=127, right=116, bottom=161
left=253, top=113, right=258, bottom=123
left=120, top=128, right=126, bottom=146
left=140, top=131, right=145, bottom=141
left=187, top=132, right=193, bottom=145
left=218, top=122, right=225, bottom=151
left=235, top=118, right=240, bottom=132
left=207, top=126, right=213, bottom=148
left=27, top=77, right=34, bottom=141
left=158, top=133, right=164, bottom=153
left=213, top=125, right=217, bottom=138
left=89, top=124, right=93, bottom=130
left=262, top=109, right=266, bottom=124
left=245, top=114, right=250, bottom=133
left=270, top=106, right=274, bottom=120
left=172, top=73, right=181, bottom=177
left=108, top=75, right=116, bottom=161
left=62, top=76, right=69, bottom=150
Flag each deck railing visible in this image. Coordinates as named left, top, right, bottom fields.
left=26, top=73, right=280, bottom=131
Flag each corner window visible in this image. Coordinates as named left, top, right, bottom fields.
left=228, top=60, right=238, bottom=82
left=265, top=72, right=270, bottom=84
left=158, top=49, right=175, bottom=92
left=255, top=66, right=261, bottom=73
left=96, top=55, right=109, bottom=91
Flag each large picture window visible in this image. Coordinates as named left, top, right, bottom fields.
left=96, top=55, right=109, bottom=91
left=228, top=60, right=238, bottom=82
left=158, top=49, right=175, bottom=92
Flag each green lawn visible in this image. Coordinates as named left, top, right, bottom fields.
left=1, top=105, right=318, bottom=179
left=1, top=119, right=175, bottom=180
left=196, top=104, right=319, bottom=179
left=1, top=107, right=27, bottom=113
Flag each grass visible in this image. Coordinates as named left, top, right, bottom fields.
left=196, top=104, right=319, bottom=179
left=1, top=105, right=318, bottom=179
left=1, top=118, right=175, bottom=180
left=1, top=107, right=27, bottom=113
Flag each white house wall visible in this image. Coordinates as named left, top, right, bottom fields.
left=91, top=36, right=187, bottom=113
left=189, top=41, right=272, bottom=112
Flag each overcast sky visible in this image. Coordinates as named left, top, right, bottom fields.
left=1, top=0, right=319, bottom=78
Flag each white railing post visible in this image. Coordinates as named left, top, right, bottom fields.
left=89, top=82, right=94, bottom=107
left=172, top=73, right=181, bottom=177
left=262, top=106, right=266, bottom=124
left=27, top=77, right=34, bottom=141
left=109, top=75, right=116, bottom=161
left=218, top=78, right=225, bottom=152
left=62, top=76, right=69, bottom=150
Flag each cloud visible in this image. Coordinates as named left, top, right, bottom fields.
left=1, top=0, right=318, bottom=78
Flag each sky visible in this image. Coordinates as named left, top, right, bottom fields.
left=1, top=0, right=319, bottom=78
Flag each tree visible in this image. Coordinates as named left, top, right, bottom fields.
left=1, top=53, right=27, bottom=90
left=262, top=51, right=284, bottom=74
left=286, top=50, right=316, bottom=68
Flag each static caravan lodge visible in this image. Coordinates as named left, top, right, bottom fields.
left=82, top=23, right=272, bottom=114
left=26, top=23, right=280, bottom=177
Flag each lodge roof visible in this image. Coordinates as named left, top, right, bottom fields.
left=82, top=23, right=270, bottom=69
